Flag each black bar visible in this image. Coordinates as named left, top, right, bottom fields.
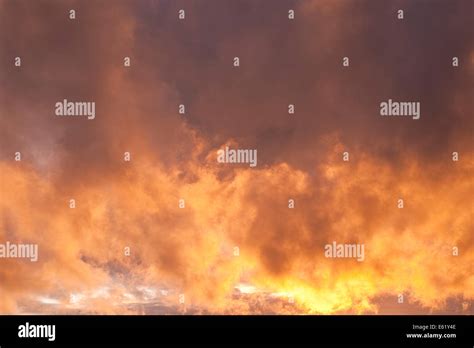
left=0, top=315, right=472, bottom=347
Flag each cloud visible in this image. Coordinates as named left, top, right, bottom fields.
left=0, top=0, right=472, bottom=314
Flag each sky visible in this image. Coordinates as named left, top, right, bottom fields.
left=0, top=0, right=473, bottom=314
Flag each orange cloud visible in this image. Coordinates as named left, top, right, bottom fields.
left=0, top=0, right=472, bottom=315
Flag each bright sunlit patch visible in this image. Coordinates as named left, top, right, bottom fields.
left=37, top=297, right=61, bottom=305
left=235, top=283, right=258, bottom=294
